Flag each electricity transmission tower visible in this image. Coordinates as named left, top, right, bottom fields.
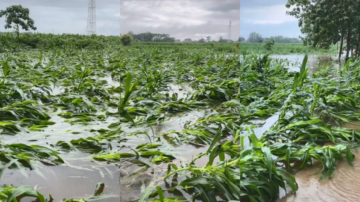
left=228, top=20, right=231, bottom=41
left=87, top=0, right=96, bottom=35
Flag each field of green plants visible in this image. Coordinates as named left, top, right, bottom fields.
left=0, top=35, right=122, bottom=201
left=240, top=53, right=360, bottom=201
left=240, top=43, right=338, bottom=55
left=4, top=31, right=359, bottom=202
left=0, top=32, right=244, bottom=201
left=119, top=46, right=240, bottom=201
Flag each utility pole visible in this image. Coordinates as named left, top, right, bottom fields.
left=87, top=0, right=96, bottom=35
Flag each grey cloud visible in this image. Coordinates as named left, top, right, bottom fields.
left=207, top=0, right=240, bottom=12
left=120, top=0, right=239, bottom=41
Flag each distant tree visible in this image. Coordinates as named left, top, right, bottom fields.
left=130, top=32, right=175, bottom=42
left=264, top=38, right=275, bottom=50
left=199, top=38, right=205, bottom=43
left=239, top=37, right=245, bottom=42
left=206, top=36, right=211, bottom=42
left=0, top=5, right=36, bottom=39
left=247, top=32, right=263, bottom=43
left=262, top=35, right=301, bottom=43
left=120, top=34, right=133, bottom=46
left=219, top=36, right=227, bottom=43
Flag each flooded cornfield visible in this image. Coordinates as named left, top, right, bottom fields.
left=0, top=50, right=121, bottom=201
left=119, top=48, right=241, bottom=201
left=240, top=53, right=360, bottom=202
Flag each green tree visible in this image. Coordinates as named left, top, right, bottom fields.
left=264, top=38, right=275, bottom=51
left=239, top=37, right=245, bottom=42
left=286, top=0, right=360, bottom=60
left=247, top=32, right=263, bottom=43
left=120, top=34, right=133, bottom=46
left=0, top=5, right=36, bottom=39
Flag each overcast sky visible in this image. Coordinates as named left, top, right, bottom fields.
left=0, top=0, right=119, bottom=35
left=120, top=0, right=239, bottom=41
left=240, top=0, right=301, bottom=39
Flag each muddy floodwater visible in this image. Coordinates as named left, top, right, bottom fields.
left=250, top=54, right=359, bottom=202
left=277, top=153, right=360, bottom=202
left=275, top=122, right=360, bottom=202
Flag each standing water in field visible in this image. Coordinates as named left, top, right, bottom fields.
left=240, top=53, right=360, bottom=202
left=119, top=50, right=241, bottom=201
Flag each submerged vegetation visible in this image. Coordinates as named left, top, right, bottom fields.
left=0, top=29, right=242, bottom=201
left=119, top=45, right=241, bottom=201
left=0, top=36, right=123, bottom=201
left=240, top=53, right=360, bottom=201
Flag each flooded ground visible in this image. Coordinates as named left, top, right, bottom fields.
left=240, top=54, right=340, bottom=73
left=0, top=71, right=121, bottom=200
left=119, top=82, right=208, bottom=200
left=2, top=159, right=120, bottom=202
left=0, top=110, right=121, bottom=201
left=277, top=153, right=360, bottom=202
left=246, top=54, right=360, bottom=202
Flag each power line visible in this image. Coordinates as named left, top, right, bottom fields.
left=87, top=0, right=96, bottom=35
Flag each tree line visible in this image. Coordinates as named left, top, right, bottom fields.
left=125, top=31, right=241, bottom=43
left=240, top=32, right=302, bottom=43
left=285, top=0, right=360, bottom=60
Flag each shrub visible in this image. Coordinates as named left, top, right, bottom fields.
left=120, top=34, right=133, bottom=46
left=264, top=38, right=275, bottom=51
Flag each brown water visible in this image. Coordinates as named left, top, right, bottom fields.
left=277, top=122, right=360, bottom=202
left=239, top=54, right=351, bottom=202
left=277, top=151, right=360, bottom=202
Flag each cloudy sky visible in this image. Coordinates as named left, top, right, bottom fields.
left=240, top=0, right=301, bottom=39
left=120, top=0, right=239, bottom=41
left=0, top=0, right=119, bottom=35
